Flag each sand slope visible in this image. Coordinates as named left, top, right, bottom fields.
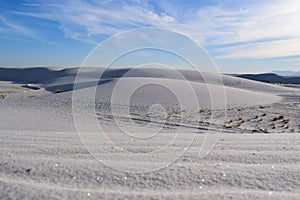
left=0, top=67, right=296, bottom=94
left=0, top=67, right=299, bottom=199
left=0, top=131, right=300, bottom=200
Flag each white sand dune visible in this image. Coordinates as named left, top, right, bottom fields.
left=47, top=67, right=298, bottom=94
left=0, top=131, right=299, bottom=199
left=91, top=77, right=282, bottom=108
left=0, top=67, right=299, bottom=199
left=0, top=67, right=296, bottom=94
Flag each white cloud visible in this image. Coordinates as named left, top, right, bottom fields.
left=237, top=1, right=300, bottom=42
left=0, top=15, right=33, bottom=35
left=165, top=0, right=300, bottom=59
left=17, top=0, right=178, bottom=42
left=0, top=15, right=57, bottom=45
left=10, top=0, right=300, bottom=59
left=216, top=38, right=300, bottom=59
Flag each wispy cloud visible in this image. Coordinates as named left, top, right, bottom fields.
left=13, top=0, right=178, bottom=44
left=0, top=15, right=33, bottom=35
left=209, top=0, right=300, bottom=59
left=216, top=38, right=300, bottom=59
left=4, top=0, right=300, bottom=60
left=0, top=14, right=57, bottom=45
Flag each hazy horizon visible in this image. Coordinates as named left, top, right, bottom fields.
left=1, top=65, right=300, bottom=75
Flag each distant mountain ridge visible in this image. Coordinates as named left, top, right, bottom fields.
left=233, top=73, right=300, bottom=84
left=270, top=70, right=300, bottom=76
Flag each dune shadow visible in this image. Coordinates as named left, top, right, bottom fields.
left=0, top=67, right=123, bottom=93
left=0, top=67, right=74, bottom=84
left=46, top=79, right=114, bottom=93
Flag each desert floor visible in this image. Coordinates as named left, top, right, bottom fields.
left=0, top=68, right=299, bottom=199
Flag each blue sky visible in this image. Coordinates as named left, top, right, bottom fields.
left=1, top=0, right=300, bottom=73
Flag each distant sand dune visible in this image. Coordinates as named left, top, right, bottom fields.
left=0, top=67, right=296, bottom=94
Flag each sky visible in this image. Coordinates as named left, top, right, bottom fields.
left=0, top=0, right=300, bottom=73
